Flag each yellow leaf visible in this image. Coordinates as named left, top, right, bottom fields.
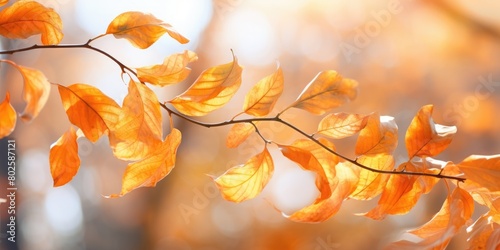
left=0, top=0, right=63, bottom=45
left=287, top=162, right=358, bottom=223
left=458, top=154, right=500, bottom=192
left=317, top=112, right=369, bottom=139
left=226, top=123, right=255, bottom=148
left=137, top=50, right=198, bottom=86
left=355, top=113, right=398, bottom=156
left=387, top=187, right=474, bottom=250
left=406, top=104, right=456, bottom=158
left=243, top=65, right=284, bottom=116
left=169, top=55, right=243, bottom=116
left=349, top=154, right=394, bottom=200
left=106, top=11, right=188, bottom=49
left=109, top=81, right=163, bottom=161
left=49, top=127, right=80, bottom=187
left=0, top=92, right=17, bottom=139
left=109, top=128, right=182, bottom=198
left=280, top=140, right=332, bottom=202
left=58, top=84, right=120, bottom=142
left=213, top=147, right=274, bottom=203
left=287, top=70, right=357, bottom=115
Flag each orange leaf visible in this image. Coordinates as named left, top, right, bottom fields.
left=226, top=123, right=255, bottom=148
left=0, top=0, right=8, bottom=7
left=387, top=187, right=474, bottom=250
left=287, top=70, right=357, bottom=115
left=109, top=81, right=163, bottom=161
left=458, top=154, right=500, bottom=192
left=136, top=50, right=198, bottom=86
left=109, top=128, right=182, bottom=198
left=243, top=65, right=284, bottom=116
left=58, top=84, right=120, bottom=142
left=169, top=55, right=243, bottom=116
left=106, top=11, right=188, bottom=49
left=287, top=162, right=359, bottom=223
left=317, top=112, right=369, bottom=139
left=213, top=147, right=274, bottom=203
left=355, top=113, right=398, bottom=156
left=349, top=154, right=394, bottom=200
left=405, top=104, right=456, bottom=158
left=49, top=127, right=80, bottom=187
left=0, top=92, right=17, bottom=138
left=467, top=213, right=500, bottom=250
left=0, top=0, right=63, bottom=45
left=1, top=60, right=51, bottom=122
left=280, top=140, right=332, bottom=202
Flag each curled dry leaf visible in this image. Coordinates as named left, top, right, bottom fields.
left=458, top=154, right=500, bottom=192
left=213, top=147, right=274, bottom=203
left=0, top=92, right=17, bottom=139
left=106, top=11, right=189, bottom=49
left=287, top=70, right=357, bottom=115
left=137, top=50, right=198, bottom=86
left=108, top=128, right=182, bottom=198
left=226, top=123, right=255, bottom=148
left=467, top=213, right=500, bottom=250
left=49, top=127, right=80, bottom=187
left=243, top=65, right=284, bottom=116
left=317, top=112, right=369, bottom=139
left=169, top=55, right=243, bottom=116
left=58, top=84, right=120, bottom=142
left=405, top=104, right=456, bottom=159
left=0, top=0, right=63, bottom=45
left=387, top=187, right=474, bottom=250
left=280, top=140, right=332, bottom=202
left=109, top=81, right=163, bottom=161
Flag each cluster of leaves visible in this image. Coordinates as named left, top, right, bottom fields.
left=1, top=1, right=500, bottom=248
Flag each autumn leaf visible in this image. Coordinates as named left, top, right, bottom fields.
left=280, top=140, right=332, bottom=202
left=136, top=50, right=198, bottom=86
left=109, top=81, right=163, bottom=161
left=109, top=128, right=182, bottom=198
left=106, top=11, right=188, bottom=49
left=286, top=70, right=357, bottom=115
left=58, top=84, right=121, bottom=142
left=242, top=65, right=284, bottom=116
left=349, top=154, right=394, bottom=200
left=0, top=92, right=16, bottom=138
left=49, top=127, right=80, bottom=187
left=0, top=0, right=63, bottom=45
left=467, top=213, right=500, bottom=250
left=355, top=114, right=398, bottom=156
left=169, top=55, right=243, bottom=116
left=0, top=0, right=8, bottom=8
left=213, top=147, right=274, bottom=203
left=387, top=187, right=474, bottom=250
left=406, top=104, right=456, bottom=159
left=458, top=154, right=500, bottom=192
left=226, top=123, right=255, bottom=148
left=317, top=112, right=368, bottom=139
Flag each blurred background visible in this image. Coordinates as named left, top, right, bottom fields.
left=1, top=0, right=500, bottom=249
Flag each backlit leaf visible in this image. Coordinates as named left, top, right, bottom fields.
left=49, top=127, right=80, bottom=187
left=355, top=113, right=398, bottom=156
left=349, top=154, right=394, bottom=200
left=467, top=213, right=500, bottom=250
left=287, top=70, right=357, bottom=115
left=169, top=55, right=243, bottom=116
left=137, top=50, right=198, bottom=86
left=106, top=11, right=188, bottom=49
left=109, top=128, right=182, bottom=198
left=406, top=104, right=456, bottom=158
left=317, top=112, right=369, bottom=139
left=387, top=187, right=474, bottom=250
left=0, top=0, right=63, bottom=45
left=243, top=65, right=284, bottom=116
left=213, top=147, right=273, bottom=203
left=109, top=81, right=163, bottom=161
left=458, top=154, right=500, bottom=192
left=58, top=84, right=121, bottom=142
left=280, top=140, right=332, bottom=202
left=0, top=0, right=8, bottom=7
left=226, top=123, right=255, bottom=148
left=0, top=92, right=17, bottom=139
